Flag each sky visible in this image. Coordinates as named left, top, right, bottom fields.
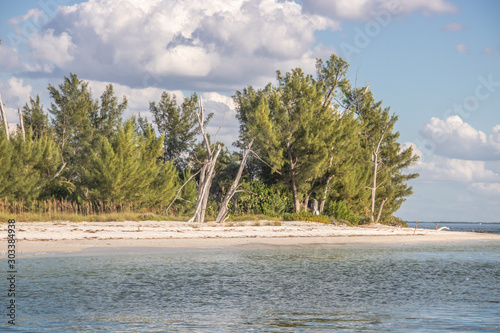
left=0, top=0, right=499, bottom=222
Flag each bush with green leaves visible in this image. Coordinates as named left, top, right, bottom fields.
left=324, top=200, right=358, bottom=225
left=232, top=181, right=291, bottom=216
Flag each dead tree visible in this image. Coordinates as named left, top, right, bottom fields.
left=369, top=125, right=388, bottom=223
left=188, top=97, right=222, bottom=223
left=18, top=108, right=25, bottom=140
left=0, top=94, right=9, bottom=141
left=215, top=140, right=253, bottom=223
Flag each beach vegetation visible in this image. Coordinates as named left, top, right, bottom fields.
left=1, top=54, right=417, bottom=225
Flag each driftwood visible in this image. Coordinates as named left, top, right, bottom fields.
left=215, top=140, right=253, bottom=223
left=0, top=94, right=9, bottom=141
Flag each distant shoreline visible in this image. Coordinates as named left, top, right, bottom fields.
left=2, top=220, right=500, bottom=255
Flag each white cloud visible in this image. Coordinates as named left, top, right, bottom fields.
left=470, top=182, right=500, bottom=196
left=86, top=79, right=239, bottom=148
left=0, top=78, right=33, bottom=108
left=441, top=22, right=465, bottom=31
left=455, top=43, right=470, bottom=54
left=0, top=46, right=23, bottom=71
left=11, top=0, right=339, bottom=92
left=419, top=116, right=500, bottom=161
left=413, top=156, right=500, bottom=183
left=301, top=0, right=457, bottom=20
left=27, top=29, right=75, bottom=71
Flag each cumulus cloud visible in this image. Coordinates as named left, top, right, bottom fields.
left=87, top=80, right=239, bottom=148
left=27, top=29, right=75, bottom=71
left=301, top=0, right=457, bottom=20
left=10, top=0, right=339, bottom=92
left=415, top=157, right=500, bottom=182
left=419, top=116, right=500, bottom=161
left=441, top=23, right=465, bottom=31
left=0, top=77, right=33, bottom=108
left=0, top=46, right=23, bottom=71
left=455, top=43, right=470, bottom=54
left=470, top=182, right=500, bottom=196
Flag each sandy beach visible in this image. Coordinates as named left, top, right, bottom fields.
left=2, top=220, right=500, bottom=255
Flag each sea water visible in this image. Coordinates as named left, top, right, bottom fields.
left=2, top=242, right=499, bottom=332
left=407, top=222, right=500, bottom=234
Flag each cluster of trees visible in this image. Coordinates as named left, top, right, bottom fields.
left=0, top=55, right=418, bottom=223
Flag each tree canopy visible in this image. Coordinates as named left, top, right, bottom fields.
left=1, top=55, right=418, bottom=223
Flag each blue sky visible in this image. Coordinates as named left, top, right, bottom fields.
left=0, top=0, right=499, bottom=222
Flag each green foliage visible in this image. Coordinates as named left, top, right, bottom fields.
left=234, top=66, right=338, bottom=212
left=233, top=181, right=291, bottom=216
left=81, top=120, right=178, bottom=208
left=150, top=92, right=200, bottom=168
left=324, top=200, right=358, bottom=225
left=1, top=62, right=419, bottom=223
left=0, top=129, right=61, bottom=202
left=22, top=95, right=51, bottom=139
left=282, top=212, right=331, bottom=224
left=48, top=73, right=96, bottom=170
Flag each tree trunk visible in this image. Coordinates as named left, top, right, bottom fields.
left=303, top=195, right=310, bottom=213
left=370, top=152, right=378, bottom=223
left=18, top=108, right=25, bottom=141
left=370, top=128, right=386, bottom=223
left=187, top=96, right=222, bottom=223
left=375, top=197, right=388, bottom=224
left=0, top=94, right=9, bottom=141
left=286, top=138, right=300, bottom=212
left=319, top=174, right=335, bottom=214
left=188, top=145, right=222, bottom=223
left=216, top=141, right=253, bottom=223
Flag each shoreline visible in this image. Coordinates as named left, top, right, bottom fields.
left=2, top=220, right=500, bottom=255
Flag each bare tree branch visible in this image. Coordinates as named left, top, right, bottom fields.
left=166, top=169, right=201, bottom=214
left=249, top=150, right=283, bottom=175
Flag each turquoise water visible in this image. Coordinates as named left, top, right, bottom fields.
left=2, top=243, right=500, bottom=332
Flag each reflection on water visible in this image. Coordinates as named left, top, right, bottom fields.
left=5, top=243, right=500, bottom=332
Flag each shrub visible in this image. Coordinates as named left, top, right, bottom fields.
left=234, top=181, right=291, bottom=216
left=324, top=200, right=358, bottom=225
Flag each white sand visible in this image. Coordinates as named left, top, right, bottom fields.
left=2, top=220, right=499, bottom=254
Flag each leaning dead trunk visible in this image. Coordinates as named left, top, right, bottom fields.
left=375, top=197, right=388, bottom=224
left=0, top=94, right=9, bottom=141
left=215, top=140, right=253, bottom=223
left=187, top=97, right=222, bottom=223
left=189, top=146, right=222, bottom=223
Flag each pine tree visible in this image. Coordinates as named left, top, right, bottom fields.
left=90, top=84, right=127, bottom=140
left=48, top=73, right=97, bottom=180
left=82, top=120, right=178, bottom=208
left=0, top=129, right=61, bottom=201
left=22, top=95, right=50, bottom=139
left=150, top=92, right=200, bottom=169
left=353, top=91, right=419, bottom=223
